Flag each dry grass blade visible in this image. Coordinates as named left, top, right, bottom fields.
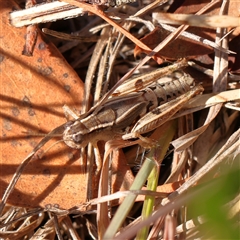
left=183, top=88, right=240, bottom=109
left=172, top=2, right=231, bottom=151
left=30, top=217, right=56, bottom=239
left=156, top=23, right=234, bottom=54
left=174, top=128, right=240, bottom=196
left=10, top=1, right=85, bottom=27
left=0, top=207, right=45, bottom=239
left=42, top=28, right=99, bottom=42
left=153, top=13, right=240, bottom=28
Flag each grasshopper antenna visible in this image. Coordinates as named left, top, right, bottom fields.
left=41, top=139, right=66, bottom=156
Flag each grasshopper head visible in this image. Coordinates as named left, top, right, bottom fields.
left=63, top=121, right=89, bottom=149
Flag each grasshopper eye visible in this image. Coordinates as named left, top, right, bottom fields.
left=72, top=133, right=83, bottom=144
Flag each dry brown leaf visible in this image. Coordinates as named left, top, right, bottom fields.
left=0, top=0, right=88, bottom=209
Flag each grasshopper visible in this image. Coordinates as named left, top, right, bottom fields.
left=0, top=61, right=203, bottom=213
left=63, top=71, right=203, bottom=149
